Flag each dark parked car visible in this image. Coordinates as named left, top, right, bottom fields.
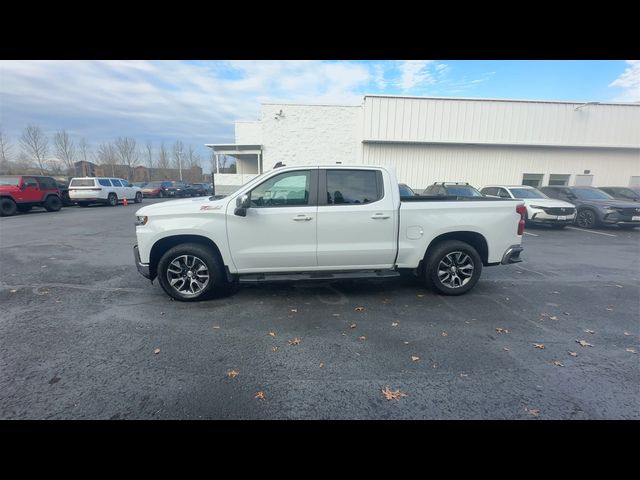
left=189, top=183, right=213, bottom=196
left=398, top=183, right=417, bottom=198
left=540, top=186, right=640, bottom=229
left=599, top=187, right=640, bottom=202
left=422, top=182, right=483, bottom=198
left=141, top=181, right=173, bottom=198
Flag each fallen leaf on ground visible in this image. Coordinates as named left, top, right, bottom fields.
left=533, top=343, right=545, bottom=349
left=496, top=328, right=510, bottom=334
left=549, top=316, right=558, bottom=320
left=271, top=347, right=278, bottom=352
left=403, top=341, right=409, bottom=345
left=382, top=386, right=407, bottom=401
left=417, top=294, right=424, bottom=298
left=503, top=347, right=510, bottom=351
left=226, top=370, right=239, bottom=378
left=568, top=351, right=577, bottom=357
left=623, top=332, right=631, bottom=336
left=382, top=299, right=390, bottom=304
left=563, top=312, right=570, bottom=316
left=441, top=332, right=448, bottom=337
left=460, top=373, right=468, bottom=378
left=350, top=323, right=357, bottom=329
left=10, top=289, right=17, bottom=293
left=552, top=360, right=565, bottom=367
left=411, top=356, right=420, bottom=362
left=358, top=336, right=366, bottom=341
left=153, top=348, right=160, bottom=354
left=212, top=325, right=220, bottom=329
left=268, top=332, right=276, bottom=337
left=354, top=306, right=365, bottom=312
left=552, top=291, right=560, bottom=294
left=606, top=305, right=614, bottom=311
left=626, top=348, right=637, bottom=354
left=525, top=408, right=540, bottom=417
left=464, top=320, right=470, bottom=324
left=584, top=329, right=595, bottom=334
left=391, top=322, right=399, bottom=327
left=615, top=284, right=623, bottom=288
left=254, top=391, right=265, bottom=400
left=288, top=337, right=302, bottom=346
left=332, top=313, right=340, bottom=317
left=576, top=340, right=593, bottom=347
left=160, top=312, right=165, bottom=315
left=319, top=362, right=324, bottom=368
left=290, top=308, right=297, bottom=313
left=341, top=333, right=347, bottom=336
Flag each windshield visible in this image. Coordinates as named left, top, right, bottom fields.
left=573, top=188, right=614, bottom=200
left=0, top=177, right=21, bottom=186
left=509, top=188, right=548, bottom=199
left=446, top=186, right=482, bottom=197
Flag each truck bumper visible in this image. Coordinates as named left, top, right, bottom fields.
left=501, top=245, right=523, bottom=264
left=133, top=245, right=151, bottom=279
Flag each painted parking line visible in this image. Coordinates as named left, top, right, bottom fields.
left=523, top=231, right=540, bottom=237
left=565, top=226, right=617, bottom=237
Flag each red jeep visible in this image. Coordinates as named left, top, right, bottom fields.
left=0, top=175, right=63, bottom=216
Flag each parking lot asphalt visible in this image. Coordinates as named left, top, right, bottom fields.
left=1, top=200, right=639, bottom=419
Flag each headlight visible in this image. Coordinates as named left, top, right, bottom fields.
left=135, top=215, right=148, bottom=226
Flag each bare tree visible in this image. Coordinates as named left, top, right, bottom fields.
left=78, top=138, right=91, bottom=176
left=145, top=141, right=154, bottom=168
left=172, top=140, right=184, bottom=181
left=114, top=137, right=138, bottom=180
left=0, top=127, right=13, bottom=174
left=157, top=142, right=170, bottom=180
left=53, top=129, right=76, bottom=175
left=20, top=124, right=49, bottom=174
left=97, top=141, right=117, bottom=176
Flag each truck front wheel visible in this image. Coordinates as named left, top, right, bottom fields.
left=157, top=243, right=225, bottom=301
left=424, top=240, right=482, bottom=296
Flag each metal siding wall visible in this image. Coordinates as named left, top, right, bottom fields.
left=364, top=97, right=640, bottom=148
left=363, top=143, right=640, bottom=191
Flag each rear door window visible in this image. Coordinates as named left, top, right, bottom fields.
left=98, top=179, right=111, bottom=187
left=325, top=170, right=381, bottom=205
left=110, top=179, right=123, bottom=187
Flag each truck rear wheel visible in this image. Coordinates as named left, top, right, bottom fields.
left=44, top=195, right=62, bottom=212
left=424, top=240, right=482, bottom=296
left=157, top=243, right=225, bottom=302
left=1, top=198, right=17, bottom=216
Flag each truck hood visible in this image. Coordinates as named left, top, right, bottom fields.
left=135, top=196, right=228, bottom=216
left=519, top=198, right=575, bottom=208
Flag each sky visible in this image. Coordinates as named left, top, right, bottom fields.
left=1, top=60, right=638, bottom=172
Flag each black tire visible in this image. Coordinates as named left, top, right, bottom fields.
left=17, top=205, right=32, bottom=213
left=107, top=193, right=118, bottom=206
left=550, top=224, right=566, bottom=229
left=157, top=243, right=225, bottom=302
left=618, top=224, right=637, bottom=230
left=1, top=198, right=17, bottom=216
left=424, top=240, right=482, bottom=296
left=134, top=192, right=143, bottom=203
left=576, top=208, right=597, bottom=229
left=44, top=195, right=62, bottom=212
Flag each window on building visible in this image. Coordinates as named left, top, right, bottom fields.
left=250, top=170, right=310, bottom=207
left=548, top=174, right=571, bottom=186
left=522, top=173, right=544, bottom=187
left=326, top=170, right=381, bottom=205
left=629, top=176, right=640, bottom=188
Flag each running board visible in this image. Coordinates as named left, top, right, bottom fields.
left=238, top=270, right=400, bottom=283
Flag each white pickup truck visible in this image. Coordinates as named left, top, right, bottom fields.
left=133, top=165, right=525, bottom=301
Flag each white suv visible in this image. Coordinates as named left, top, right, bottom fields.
left=69, top=177, right=143, bottom=207
left=480, top=185, right=576, bottom=228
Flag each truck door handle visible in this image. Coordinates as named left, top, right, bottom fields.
left=293, top=215, right=313, bottom=221
left=371, top=213, right=390, bottom=219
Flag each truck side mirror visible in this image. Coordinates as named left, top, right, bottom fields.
left=234, top=194, right=250, bottom=217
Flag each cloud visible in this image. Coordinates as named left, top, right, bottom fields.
left=609, top=60, right=640, bottom=101
left=398, top=60, right=437, bottom=90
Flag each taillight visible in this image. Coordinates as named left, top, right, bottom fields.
left=516, top=203, right=527, bottom=235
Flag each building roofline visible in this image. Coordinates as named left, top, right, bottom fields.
left=363, top=94, right=640, bottom=107
left=261, top=102, right=361, bottom=107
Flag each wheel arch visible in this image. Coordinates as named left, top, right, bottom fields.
left=149, top=234, right=227, bottom=281
left=421, top=231, right=489, bottom=273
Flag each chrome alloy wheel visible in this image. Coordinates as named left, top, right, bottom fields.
left=166, top=255, right=210, bottom=296
left=437, top=251, right=474, bottom=289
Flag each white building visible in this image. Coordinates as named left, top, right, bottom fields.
left=207, top=95, right=640, bottom=193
